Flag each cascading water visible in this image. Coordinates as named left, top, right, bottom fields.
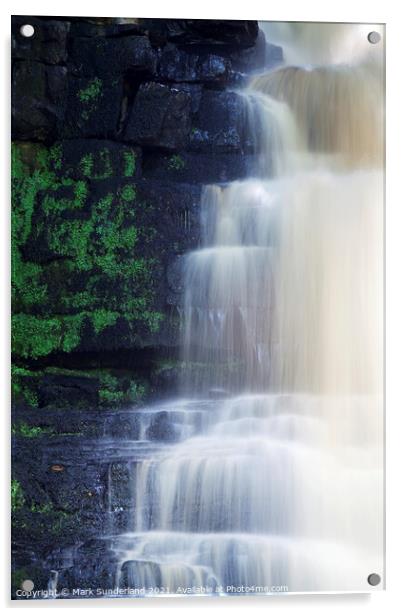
left=112, top=23, right=384, bottom=594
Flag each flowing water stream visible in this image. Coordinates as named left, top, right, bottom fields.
left=111, top=23, right=384, bottom=595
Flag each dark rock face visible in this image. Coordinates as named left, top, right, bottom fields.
left=159, top=44, right=232, bottom=83
left=190, top=90, right=246, bottom=152
left=125, top=82, right=191, bottom=150
left=12, top=61, right=67, bottom=141
left=13, top=403, right=141, bottom=439
left=69, top=35, right=157, bottom=77
left=146, top=411, right=179, bottom=442
left=53, top=540, right=119, bottom=592
left=11, top=15, right=283, bottom=599
left=51, top=139, right=142, bottom=181
left=38, top=374, right=101, bottom=409
left=143, top=150, right=252, bottom=184
left=63, top=76, right=123, bottom=139
left=140, top=18, right=259, bottom=48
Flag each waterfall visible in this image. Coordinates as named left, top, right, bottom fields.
left=113, top=23, right=384, bottom=594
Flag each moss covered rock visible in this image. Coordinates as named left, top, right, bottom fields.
left=11, top=143, right=166, bottom=361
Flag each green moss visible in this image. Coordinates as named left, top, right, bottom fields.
left=12, top=315, right=61, bottom=359
left=42, top=179, right=88, bottom=215
left=12, top=148, right=54, bottom=243
left=99, top=373, right=123, bottom=406
left=121, top=184, right=137, bottom=201
left=123, top=150, right=137, bottom=177
left=12, top=144, right=72, bottom=312
left=11, top=479, right=25, bottom=512
left=12, top=142, right=164, bottom=361
left=11, top=365, right=40, bottom=406
left=62, top=314, right=84, bottom=352
left=79, top=148, right=124, bottom=180
left=13, top=261, right=48, bottom=310
left=11, top=143, right=25, bottom=178
left=77, top=78, right=103, bottom=121
left=92, top=309, right=119, bottom=334
left=12, top=423, right=51, bottom=438
left=12, top=363, right=150, bottom=411
left=99, top=372, right=147, bottom=408
left=77, top=78, right=102, bottom=103
left=153, top=358, right=183, bottom=374
left=143, top=310, right=164, bottom=333
left=45, top=188, right=140, bottom=276
left=127, top=381, right=146, bottom=402
left=49, top=143, right=63, bottom=170
left=79, top=153, right=94, bottom=177
left=99, top=389, right=124, bottom=406
left=99, top=148, right=113, bottom=178
left=74, top=180, right=88, bottom=205
left=168, top=154, right=185, bottom=171
left=30, top=499, right=69, bottom=516
left=12, top=314, right=84, bottom=359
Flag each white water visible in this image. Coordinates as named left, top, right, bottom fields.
left=113, top=23, right=384, bottom=594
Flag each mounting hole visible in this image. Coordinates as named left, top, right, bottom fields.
left=21, top=579, right=34, bottom=591
left=20, top=24, right=35, bottom=38
left=367, top=31, right=381, bottom=45
left=367, top=573, right=381, bottom=586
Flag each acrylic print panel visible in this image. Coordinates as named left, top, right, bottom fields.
left=11, top=16, right=384, bottom=599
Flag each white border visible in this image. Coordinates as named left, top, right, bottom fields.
left=2, top=1, right=402, bottom=613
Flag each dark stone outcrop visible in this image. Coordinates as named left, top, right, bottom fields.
left=143, top=150, right=252, bottom=184
left=139, top=18, right=259, bottom=48
left=12, top=61, right=67, bottom=141
left=159, top=44, right=232, bottom=83
left=38, top=374, right=100, bottom=409
left=125, top=82, right=192, bottom=150
left=63, top=76, right=123, bottom=139
left=189, top=90, right=246, bottom=152
left=146, top=411, right=179, bottom=442
left=51, top=139, right=142, bottom=180
left=68, top=35, right=157, bottom=77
